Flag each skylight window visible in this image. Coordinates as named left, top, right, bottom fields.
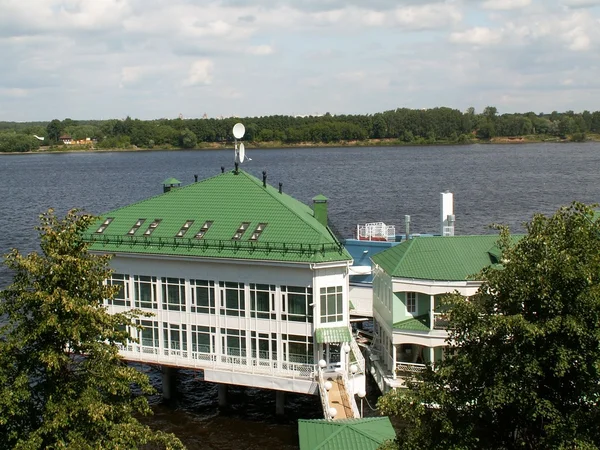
left=176, top=220, right=195, bottom=238
left=95, top=217, right=114, bottom=234
left=194, top=220, right=213, bottom=239
left=249, top=223, right=267, bottom=241
left=232, top=222, right=251, bottom=240
left=143, top=219, right=162, bottom=236
left=127, top=219, right=146, bottom=235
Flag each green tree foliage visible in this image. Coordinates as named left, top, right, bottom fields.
left=179, top=128, right=198, bottom=148
left=46, top=119, right=63, bottom=144
left=0, top=210, right=184, bottom=450
left=0, top=132, right=41, bottom=152
left=1, top=107, right=600, bottom=152
left=378, top=202, right=600, bottom=450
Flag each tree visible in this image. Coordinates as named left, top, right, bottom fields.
left=0, top=210, right=184, bottom=450
left=46, top=119, right=62, bottom=144
left=179, top=128, right=198, bottom=149
left=378, top=202, right=600, bottom=450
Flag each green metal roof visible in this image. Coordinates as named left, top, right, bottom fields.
left=371, top=235, right=514, bottom=281
left=298, top=417, right=396, bottom=450
left=315, top=326, right=352, bottom=344
left=162, top=177, right=181, bottom=185
left=393, top=314, right=430, bottom=332
left=84, top=170, right=352, bottom=264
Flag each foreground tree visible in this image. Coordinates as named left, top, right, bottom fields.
left=0, top=210, right=184, bottom=450
left=378, top=202, right=600, bottom=449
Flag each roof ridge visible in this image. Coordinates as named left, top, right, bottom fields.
left=389, top=238, right=416, bottom=275
left=238, top=170, right=337, bottom=244
left=313, top=425, right=346, bottom=450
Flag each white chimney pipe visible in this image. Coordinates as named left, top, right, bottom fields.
left=441, top=192, right=454, bottom=236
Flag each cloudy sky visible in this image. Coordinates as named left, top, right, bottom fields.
left=1, top=0, right=599, bottom=121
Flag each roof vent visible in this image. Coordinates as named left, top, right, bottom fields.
left=279, top=182, right=283, bottom=194
left=162, top=178, right=181, bottom=193
left=262, top=171, right=267, bottom=188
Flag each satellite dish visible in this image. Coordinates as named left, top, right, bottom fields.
left=238, top=142, right=245, bottom=163
left=233, top=123, right=245, bottom=139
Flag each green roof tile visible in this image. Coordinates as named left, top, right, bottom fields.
left=84, top=170, right=352, bottom=264
left=371, top=235, right=521, bottom=281
left=315, top=327, right=352, bottom=344
left=298, top=417, right=396, bottom=450
left=393, top=314, right=430, bottom=331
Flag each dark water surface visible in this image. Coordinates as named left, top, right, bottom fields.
left=1, top=143, right=600, bottom=448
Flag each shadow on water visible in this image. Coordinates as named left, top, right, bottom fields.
left=137, top=364, right=322, bottom=450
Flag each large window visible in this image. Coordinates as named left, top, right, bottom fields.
left=134, top=275, right=157, bottom=309
left=221, top=328, right=247, bottom=357
left=406, top=292, right=416, bottom=314
left=107, top=273, right=129, bottom=306
left=220, top=281, right=246, bottom=317
left=283, top=334, right=313, bottom=364
left=282, top=286, right=313, bottom=323
left=191, top=325, right=215, bottom=355
left=191, top=279, right=215, bottom=314
left=137, top=320, right=159, bottom=353
left=162, top=277, right=186, bottom=311
left=250, top=284, right=275, bottom=319
left=320, top=286, right=343, bottom=323
left=163, top=322, right=187, bottom=357
left=251, top=331, right=277, bottom=361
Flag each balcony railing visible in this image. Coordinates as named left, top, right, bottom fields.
left=396, top=361, right=427, bottom=375
left=433, top=312, right=451, bottom=330
left=121, top=344, right=316, bottom=380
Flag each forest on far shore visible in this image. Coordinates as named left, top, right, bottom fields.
left=1, top=106, right=598, bottom=153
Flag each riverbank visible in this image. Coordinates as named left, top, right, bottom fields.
left=2, top=133, right=599, bottom=155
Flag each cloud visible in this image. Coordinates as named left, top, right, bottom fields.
left=247, top=45, right=274, bottom=55
left=450, top=27, right=503, bottom=45
left=481, top=0, right=532, bottom=10
left=563, top=0, right=600, bottom=8
left=185, top=59, right=214, bottom=86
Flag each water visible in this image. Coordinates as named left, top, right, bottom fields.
left=1, top=143, right=600, bottom=448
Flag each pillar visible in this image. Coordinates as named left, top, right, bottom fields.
left=430, top=295, right=435, bottom=330
left=276, top=391, right=285, bottom=416
left=218, top=384, right=228, bottom=408
left=161, top=366, right=178, bottom=400
left=429, top=347, right=435, bottom=366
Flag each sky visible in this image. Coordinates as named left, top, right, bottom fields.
left=1, top=0, right=599, bottom=121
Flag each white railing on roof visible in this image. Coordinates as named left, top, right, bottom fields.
left=357, top=222, right=396, bottom=241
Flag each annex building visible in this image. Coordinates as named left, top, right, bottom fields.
left=369, top=235, right=504, bottom=392
left=83, top=168, right=365, bottom=413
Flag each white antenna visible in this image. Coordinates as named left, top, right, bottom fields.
left=232, top=123, right=251, bottom=164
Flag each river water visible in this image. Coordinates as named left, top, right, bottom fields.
left=1, top=143, right=600, bottom=448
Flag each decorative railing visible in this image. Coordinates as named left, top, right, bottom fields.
left=340, top=370, right=360, bottom=418
left=122, top=344, right=316, bottom=380
left=317, top=368, right=333, bottom=421
left=396, top=361, right=427, bottom=375
left=349, top=339, right=366, bottom=374
left=84, top=233, right=344, bottom=256
left=433, top=312, right=451, bottom=330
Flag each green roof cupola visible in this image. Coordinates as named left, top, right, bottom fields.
left=313, top=194, right=328, bottom=227
left=162, top=177, right=181, bottom=193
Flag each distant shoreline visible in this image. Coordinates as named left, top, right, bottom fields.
left=1, top=135, right=598, bottom=155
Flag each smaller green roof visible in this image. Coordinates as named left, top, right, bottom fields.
left=393, top=314, right=430, bottom=332
left=162, top=177, right=181, bottom=185
left=298, top=417, right=396, bottom=450
left=315, top=326, right=352, bottom=344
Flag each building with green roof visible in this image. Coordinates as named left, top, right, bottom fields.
left=298, top=417, right=396, bottom=450
left=83, top=168, right=365, bottom=404
left=369, top=234, right=505, bottom=392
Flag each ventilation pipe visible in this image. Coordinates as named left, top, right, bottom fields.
left=262, top=171, right=267, bottom=187
left=405, top=215, right=411, bottom=241
left=441, top=191, right=455, bottom=236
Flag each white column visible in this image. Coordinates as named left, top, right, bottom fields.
left=430, top=295, right=435, bottom=330
left=429, top=347, right=434, bottom=366
left=392, top=343, right=397, bottom=380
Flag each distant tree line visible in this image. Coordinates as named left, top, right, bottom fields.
left=1, top=106, right=599, bottom=152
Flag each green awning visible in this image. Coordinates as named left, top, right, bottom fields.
left=316, top=326, right=352, bottom=344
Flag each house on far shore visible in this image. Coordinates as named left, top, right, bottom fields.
left=59, top=134, right=72, bottom=144
left=369, top=235, right=510, bottom=393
